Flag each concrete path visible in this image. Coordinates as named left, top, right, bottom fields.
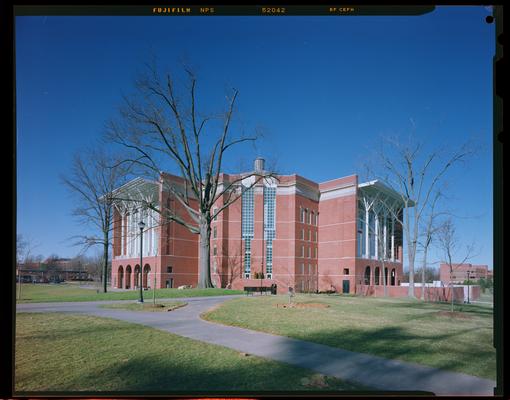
left=17, top=296, right=496, bottom=396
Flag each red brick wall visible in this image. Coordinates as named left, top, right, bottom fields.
left=317, top=175, right=358, bottom=292
left=439, top=263, right=490, bottom=283
left=358, top=285, right=465, bottom=303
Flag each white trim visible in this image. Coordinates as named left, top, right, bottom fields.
left=276, top=184, right=320, bottom=202
left=319, top=220, right=356, bottom=228
left=318, top=239, right=357, bottom=244
left=319, top=186, right=356, bottom=201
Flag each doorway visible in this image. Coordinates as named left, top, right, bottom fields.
left=342, top=280, right=350, bottom=294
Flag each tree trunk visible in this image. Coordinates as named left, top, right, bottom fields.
left=198, top=218, right=214, bottom=288
left=102, top=233, right=109, bottom=293
left=405, top=207, right=415, bottom=298
left=421, top=247, right=428, bottom=301
left=407, top=252, right=415, bottom=298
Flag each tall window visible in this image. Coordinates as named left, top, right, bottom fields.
left=244, top=239, right=251, bottom=276
left=369, top=209, right=376, bottom=258
left=242, top=186, right=255, bottom=276
left=364, top=266, right=371, bottom=285
left=213, top=226, right=217, bottom=239
left=357, top=208, right=365, bottom=258
left=264, top=186, right=276, bottom=276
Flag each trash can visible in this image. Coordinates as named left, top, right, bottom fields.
left=271, top=284, right=277, bottom=295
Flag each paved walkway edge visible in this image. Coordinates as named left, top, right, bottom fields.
left=17, top=297, right=496, bottom=396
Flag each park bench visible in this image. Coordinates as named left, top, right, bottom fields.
left=244, top=284, right=277, bottom=295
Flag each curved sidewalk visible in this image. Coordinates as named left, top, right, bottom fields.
left=17, top=296, right=496, bottom=396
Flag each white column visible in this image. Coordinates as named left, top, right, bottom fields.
left=365, top=204, right=370, bottom=259
left=126, top=213, right=131, bottom=257
left=153, top=213, right=157, bottom=255
left=391, top=216, right=395, bottom=261
left=149, top=210, right=154, bottom=256
left=151, top=209, right=156, bottom=255
left=374, top=211, right=379, bottom=260
left=383, top=212, right=387, bottom=260
left=121, top=213, right=125, bottom=257
left=135, top=212, right=139, bottom=257
left=144, top=212, right=148, bottom=257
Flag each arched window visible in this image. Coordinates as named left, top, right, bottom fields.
left=125, top=265, right=132, bottom=289
left=143, top=264, right=151, bottom=289
left=391, top=268, right=396, bottom=286
left=374, top=267, right=380, bottom=285
left=364, top=266, right=371, bottom=285
left=117, top=266, right=124, bottom=289
left=134, top=265, right=140, bottom=288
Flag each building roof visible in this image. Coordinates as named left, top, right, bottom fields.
left=358, top=179, right=415, bottom=207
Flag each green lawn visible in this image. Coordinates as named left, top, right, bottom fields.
left=99, top=301, right=187, bottom=312
left=16, top=283, right=243, bottom=303
left=202, top=294, right=496, bottom=380
left=15, top=313, right=368, bottom=393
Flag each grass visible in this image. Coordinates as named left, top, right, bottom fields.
left=16, top=283, right=243, bottom=303
left=99, top=301, right=187, bottom=312
left=202, top=294, right=496, bottom=380
left=15, top=313, right=369, bottom=393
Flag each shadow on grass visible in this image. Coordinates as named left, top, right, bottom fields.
left=283, top=324, right=496, bottom=383
left=16, top=353, right=379, bottom=395
left=378, top=300, right=493, bottom=316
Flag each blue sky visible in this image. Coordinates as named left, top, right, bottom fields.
left=16, top=6, right=495, bottom=269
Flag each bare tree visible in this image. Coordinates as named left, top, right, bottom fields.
left=417, top=189, right=442, bottom=300
left=106, top=64, right=275, bottom=288
left=16, top=234, right=39, bottom=300
left=436, top=217, right=476, bottom=312
left=365, top=135, right=474, bottom=298
left=61, top=147, right=129, bottom=293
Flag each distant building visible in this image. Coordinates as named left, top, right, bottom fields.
left=439, top=263, right=491, bottom=284
left=17, top=257, right=92, bottom=283
left=111, top=158, right=409, bottom=294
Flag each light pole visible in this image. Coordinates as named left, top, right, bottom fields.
left=138, top=219, right=146, bottom=303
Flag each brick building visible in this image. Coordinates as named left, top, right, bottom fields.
left=439, top=263, right=492, bottom=284
left=111, top=158, right=406, bottom=294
